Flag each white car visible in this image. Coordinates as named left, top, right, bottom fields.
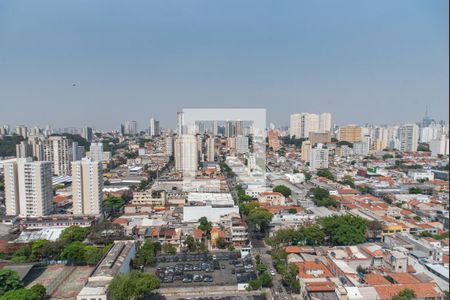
left=270, top=270, right=276, bottom=276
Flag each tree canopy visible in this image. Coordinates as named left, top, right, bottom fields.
left=311, top=187, right=338, bottom=208
left=247, top=208, right=273, bottom=232
left=0, top=269, right=23, bottom=296
left=316, top=169, right=335, bottom=180
left=319, top=215, right=367, bottom=245
left=59, top=226, right=91, bottom=243
left=108, top=271, right=160, bottom=300
left=273, top=185, right=292, bottom=197
left=198, top=217, right=212, bottom=235
left=135, top=240, right=158, bottom=267
left=392, top=288, right=416, bottom=300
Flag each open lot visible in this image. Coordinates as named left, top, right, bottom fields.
left=25, top=264, right=93, bottom=299
left=147, top=252, right=256, bottom=287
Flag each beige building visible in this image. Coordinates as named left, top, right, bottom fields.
left=174, top=135, right=198, bottom=174
left=4, top=158, right=53, bottom=216
left=301, top=140, right=311, bottom=162
left=258, top=192, right=286, bottom=206
left=131, top=190, right=166, bottom=206
left=44, top=136, right=72, bottom=176
left=206, top=137, right=215, bottom=162
left=338, top=125, right=362, bottom=143
left=309, top=132, right=331, bottom=146
left=72, top=158, right=103, bottom=215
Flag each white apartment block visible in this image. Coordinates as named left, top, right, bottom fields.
left=399, top=124, right=419, bottom=152
left=4, top=158, right=53, bottom=216
left=309, top=143, right=329, bottom=170
left=89, top=142, right=104, bottom=162
left=72, top=158, right=104, bottom=215
left=174, top=135, right=198, bottom=173
left=44, top=136, right=72, bottom=176
left=165, top=135, right=174, bottom=156
left=235, top=136, right=249, bottom=154
left=206, top=137, right=215, bottom=162
left=290, top=112, right=332, bottom=138
left=429, top=135, right=449, bottom=157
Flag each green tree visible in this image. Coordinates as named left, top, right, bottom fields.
left=161, top=243, right=177, bottom=254
left=216, top=237, right=228, bottom=249
left=316, top=169, right=335, bottom=180
left=31, top=239, right=50, bottom=260
left=340, top=175, right=355, bottom=188
left=247, top=279, right=262, bottom=291
left=367, top=220, right=384, bottom=239
left=0, top=269, right=23, bottom=296
left=184, top=235, right=197, bottom=252
left=135, top=240, right=157, bottom=266
left=108, top=271, right=160, bottom=300
left=0, top=180, right=4, bottom=191
left=302, top=225, right=326, bottom=246
left=288, top=208, right=297, bottom=214
left=88, top=221, right=125, bottom=245
left=0, top=288, right=44, bottom=300
left=104, top=195, right=125, bottom=211
left=417, top=143, right=430, bottom=152
left=303, top=171, right=312, bottom=181
left=29, top=284, right=46, bottom=300
left=383, top=154, right=394, bottom=160
left=239, top=193, right=253, bottom=202
left=259, top=272, right=273, bottom=287
left=198, top=217, right=212, bottom=235
left=59, top=226, right=91, bottom=243
left=247, top=208, right=273, bottom=232
left=273, top=185, right=292, bottom=197
left=84, top=246, right=104, bottom=265
left=409, top=187, right=422, bottom=194
left=61, top=241, right=87, bottom=263
left=393, top=288, right=416, bottom=300
left=319, top=215, right=367, bottom=246
left=239, top=201, right=260, bottom=216
left=311, top=187, right=338, bottom=207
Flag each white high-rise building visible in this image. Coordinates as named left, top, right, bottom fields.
left=72, top=142, right=85, bottom=161
left=82, top=127, right=93, bottom=142
left=399, top=124, right=419, bottom=152
left=176, top=112, right=184, bottom=136
left=319, top=113, right=332, bottom=133
left=212, top=121, right=218, bottom=136
left=123, top=121, right=138, bottom=135
left=235, top=136, right=249, bottom=154
left=196, top=135, right=203, bottom=162
left=309, top=143, right=329, bottom=170
left=44, top=136, right=72, bottom=176
left=16, top=125, right=28, bottom=139
left=290, top=112, right=330, bottom=138
left=165, top=135, right=174, bottom=156
left=16, top=141, right=33, bottom=158
left=89, top=142, right=104, bottom=162
left=149, top=118, right=160, bottom=137
left=72, top=158, right=103, bottom=215
left=206, top=137, right=215, bottom=162
left=429, top=135, right=449, bottom=157
left=29, top=137, right=45, bottom=161
left=4, top=158, right=53, bottom=216
left=420, top=123, right=444, bottom=143
left=175, top=135, right=198, bottom=173
left=353, top=141, right=369, bottom=156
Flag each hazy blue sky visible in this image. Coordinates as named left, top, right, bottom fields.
left=0, top=0, right=448, bottom=130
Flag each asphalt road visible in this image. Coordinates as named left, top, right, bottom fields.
left=250, top=235, right=293, bottom=300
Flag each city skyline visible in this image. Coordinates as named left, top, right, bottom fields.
left=0, top=0, right=448, bottom=129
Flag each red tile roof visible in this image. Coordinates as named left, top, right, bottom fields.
left=374, top=283, right=442, bottom=300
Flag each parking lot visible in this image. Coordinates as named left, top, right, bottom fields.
left=147, top=252, right=257, bottom=287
